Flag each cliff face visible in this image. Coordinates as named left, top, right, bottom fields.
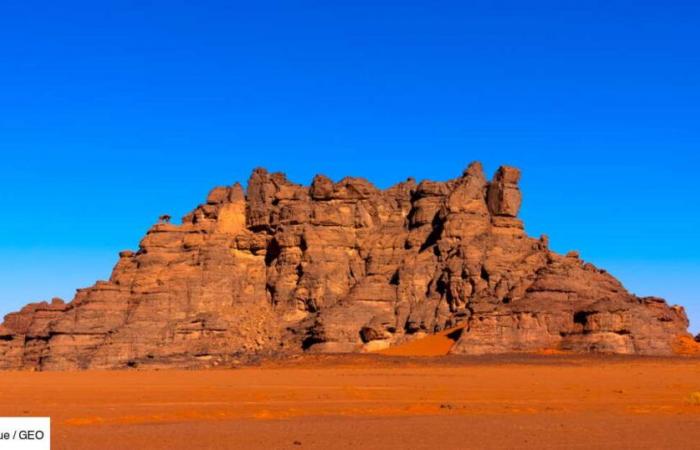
left=0, top=163, right=692, bottom=369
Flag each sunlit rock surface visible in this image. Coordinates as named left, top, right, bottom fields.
left=0, top=163, right=691, bottom=369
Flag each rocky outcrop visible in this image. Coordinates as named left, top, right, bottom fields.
left=0, top=163, right=693, bottom=370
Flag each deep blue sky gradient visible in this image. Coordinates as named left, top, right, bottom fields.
left=1, top=0, right=699, bottom=332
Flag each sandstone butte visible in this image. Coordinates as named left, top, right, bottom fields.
left=0, top=163, right=696, bottom=370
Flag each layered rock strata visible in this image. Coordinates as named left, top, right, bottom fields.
left=0, top=163, right=692, bottom=369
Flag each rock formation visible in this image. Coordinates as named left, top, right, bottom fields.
left=0, top=163, right=693, bottom=370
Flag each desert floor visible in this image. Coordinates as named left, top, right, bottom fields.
left=1, top=355, right=699, bottom=449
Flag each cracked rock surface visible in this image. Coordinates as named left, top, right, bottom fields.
left=0, top=163, right=692, bottom=369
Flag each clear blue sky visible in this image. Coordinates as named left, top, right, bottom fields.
left=1, top=1, right=698, bottom=333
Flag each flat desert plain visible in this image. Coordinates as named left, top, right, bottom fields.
left=1, top=355, right=699, bottom=449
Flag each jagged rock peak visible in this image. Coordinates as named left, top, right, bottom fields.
left=462, top=161, right=486, bottom=179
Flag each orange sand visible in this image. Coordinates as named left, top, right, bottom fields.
left=673, top=335, right=700, bottom=356
left=378, top=325, right=464, bottom=356
left=1, top=355, right=699, bottom=449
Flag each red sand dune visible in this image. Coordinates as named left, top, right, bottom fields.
left=378, top=325, right=465, bottom=356
left=673, top=335, right=700, bottom=355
